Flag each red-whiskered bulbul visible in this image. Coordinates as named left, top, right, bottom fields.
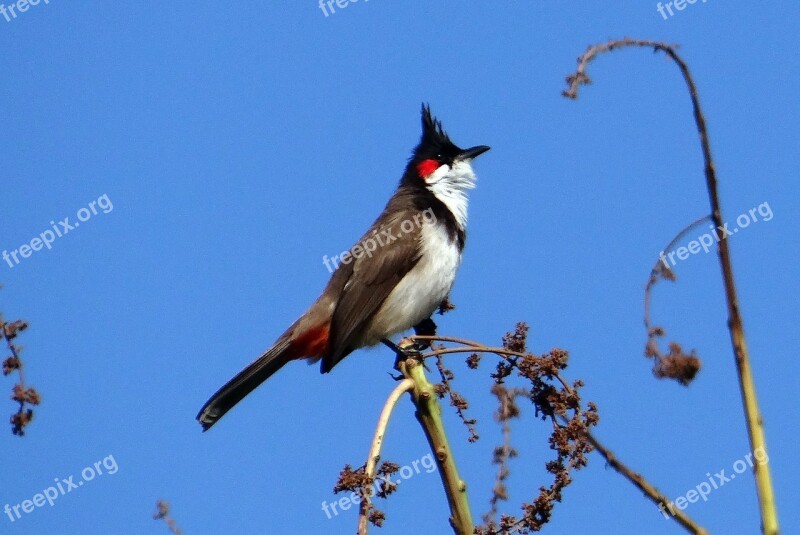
left=197, top=104, right=489, bottom=430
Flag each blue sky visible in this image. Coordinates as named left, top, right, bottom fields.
left=1, top=2, right=798, bottom=534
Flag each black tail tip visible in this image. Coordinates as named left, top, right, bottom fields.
left=197, top=409, right=218, bottom=432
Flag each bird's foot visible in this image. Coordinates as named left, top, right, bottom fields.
left=382, top=337, right=426, bottom=372
left=387, top=370, right=405, bottom=381
left=411, top=318, right=437, bottom=351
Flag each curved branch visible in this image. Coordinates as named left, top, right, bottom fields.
left=410, top=336, right=573, bottom=392
left=564, top=37, right=779, bottom=534
left=643, top=216, right=709, bottom=384
left=644, top=214, right=712, bottom=335
left=358, top=378, right=414, bottom=535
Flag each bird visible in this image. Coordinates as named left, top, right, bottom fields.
left=197, top=104, right=490, bottom=431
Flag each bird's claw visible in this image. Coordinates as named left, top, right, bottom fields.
left=387, top=371, right=405, bottom=381
left=382, top=337, right=426, bottom=371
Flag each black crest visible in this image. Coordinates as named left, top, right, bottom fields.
left=413, top=103, right=462, bottom=163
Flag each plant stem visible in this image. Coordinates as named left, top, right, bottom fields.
left=564, top=39, right=779, bottom=534
left=399, top=356, right=474, bottom=534
left=672, top=41, right=779, bottom=535
left=358, top=378, right=414, bottom=535
left=585, top=431, right=708, bottom=535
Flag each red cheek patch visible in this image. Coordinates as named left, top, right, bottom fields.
left=416, top=159, right=440, bottom=178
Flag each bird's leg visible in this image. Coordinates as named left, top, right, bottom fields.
left=412, top=317, right=437, bottom=351
left=382, top=337, right=424, bottom=374
left=382, top=317, right=438, bottom=376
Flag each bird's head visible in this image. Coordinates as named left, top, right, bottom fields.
left=403, top=104, right=490, bottom=228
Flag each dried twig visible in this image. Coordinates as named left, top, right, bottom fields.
left=1, top=305, right=40, bottom=436
left=411, top=328, right=599, bottom=534
left=564, top=37, right=779, bottom=534
left=586, top=432, right=708, bottom=534
left=644, top=216, right=709, bottom=384
left=434, top=353, right=479, bottom=443
left=357, top=378, right=414, bottom=535
left=153, top=500, right=185, bottom=535
left=483, top=383, right=521, bottom=526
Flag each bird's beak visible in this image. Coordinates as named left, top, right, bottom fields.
left=458, top=145, right=491, bottom=161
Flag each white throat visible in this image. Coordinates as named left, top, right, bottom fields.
left=425, top=159, right=477, bottom=230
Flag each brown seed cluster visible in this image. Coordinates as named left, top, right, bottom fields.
left=334, top=460, right=400, bottom=527
left=645, top=263, right=703, bottom=385
left=434, top=353, right=479, bottom=443
left=338, top=322, right=598, bottom=532
left=475, top=323, right=599, bottom=534
left=152, top=499, right=185, bottom=535
left=1, top=313, right=40, bottom=436
left=652, top=342, right=701, bottom=385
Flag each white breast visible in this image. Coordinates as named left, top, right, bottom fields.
left=364, top=223, right=461, bottom=345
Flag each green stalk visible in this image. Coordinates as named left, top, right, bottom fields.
left=399, top=357, right=474, bottom=534
left=564, top=39, right=779, bottom=533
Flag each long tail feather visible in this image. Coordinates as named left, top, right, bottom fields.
left=196, top=338, right=292, bottom=431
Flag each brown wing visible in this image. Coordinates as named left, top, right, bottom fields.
left=322, top=211, right=422, bottom=372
